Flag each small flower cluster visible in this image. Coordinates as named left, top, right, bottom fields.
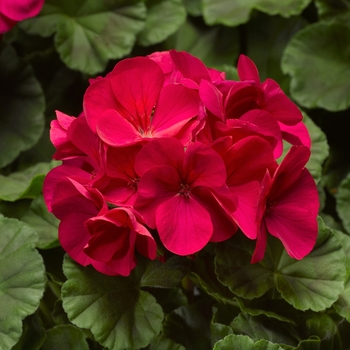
left=44, top=50, right=319, bottom=276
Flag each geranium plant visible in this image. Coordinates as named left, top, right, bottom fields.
left=1, top=1, right=350, bottom=349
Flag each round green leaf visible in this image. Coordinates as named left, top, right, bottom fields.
left=183, top=0, right=202, bottom=16
left=61, top=255, right=164, bottom=350
left=0, top=217, right=46, bottom=350
left=137, top=0, right=186, bottom=46
left=21, top=0, right=146, bottom=75
left=215, top=217, right=346, bottom=311
left=282, top=21, right=350, bottom=111
left=41, top=325, right=89, bottom=350
left=0, top=162, right=56, bottom=202
left=213, top=334, right=284, bottom=350
left=202, top=0, right=311, bottom=26
left=336, top=172, right=350, bottom=233
left=21, top=196, right=60, bottom=250
left=0, top=43, right=45, bottom=168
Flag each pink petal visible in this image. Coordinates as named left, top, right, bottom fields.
left=199, top=80, right=225, bottom=120
left=0, top=0, right=44, bottom=21
left=135, top=138, right=184, bottom=177
left=58, top=212, right=92, bottom=267
left=170, top=50, right=211, bottom=84
left=183, top=142, right=227, bottom=188
left=156, top=195, right=213, bottom=255
left=265, top=169, right=319, bottom=259
left=251, top=221, right=268, bottom=263
left=96, top=109, right=142, bottom=146
left=152, top=84, right=199, bottom=137
left=231, top=182, right=261, bottom=240
left=83, top=78, right=118, bottom=133
left=101, top=179, right=136, bottom=206
left=135, top=223, right=157, bottom=260
left=109, top=57, right=164, bottom=129
left=135, top=165, right=180, bottom=228
left=0, top=12, right=16, bottom=33
left=237, top=54, right=260, bottom=84
left=279, top=121, right=311, bottom=149
left=91, top=255, right=137, bottom=277
left=224, top=136, right=277, bottom=186
left=261, top=79, right=303, bottom=126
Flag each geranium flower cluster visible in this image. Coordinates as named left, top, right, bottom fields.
left=44, top=50, right=319, bottom=276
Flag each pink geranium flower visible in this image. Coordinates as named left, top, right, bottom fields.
left=0, top=0, right=44, bottom=34
left=251, top=145, right=319, bottom=263
left=84, top=208, right=157, bottom=276
left=83, top=56, right=200, bottom=147
left=134, top=138, right=237, bottom=256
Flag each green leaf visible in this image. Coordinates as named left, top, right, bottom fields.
left=21, top=0, right=146, bottom=75
left=333, top=229, right=350, bottom=321
left=163, top=300, right=213, bottom=350
left=140, top=255, right=189, bottom=288
left=315, top=0, right=350, bottom=20
left=183, top=0, right=202, bottom=16
left=0, top=43, right=45, bottom=168
left=202, top=0, right=311, bottom=26
left=166, top=19, right=239, bottom=68
left=282, top=21, right=350, bottom=111
left=336, top=172, right=350, bottom=233
left=0, top=162, right=56, bottom=202
left=215, top=217, right=346, bottom=311
left=11, top=314, right=46, bottom=350
left=137, top=0, right=186, bottom=46
left=149, top=333, right=185, bottom=350
left=41, top=325, right=89, bottom=350
left=21, top=196, right=60, bottom=250
left=0, top=217, right=46, bottom=350
left=61, top=255, right=164, bottom=350
left=213, top=334, right=284, bottom=350
left=230, top=313, right=298, bottom=347
left=210, top=307, right=233, bottom=347
left=305, top=314, right=338, bottom=340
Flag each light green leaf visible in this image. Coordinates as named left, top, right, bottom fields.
left=21, top=196, right=60, bottom=249
left=166, top=19, right=239, bottom=68
left=215, top=217, right=346, bottom=311
left=213, top=334, right=284, bottom=350
left=0, top=217, right=46, bottom=350
left=137, top=0, right=186, bottom=46
left=140, top=255, right=189, bottom=288
left=305, top=314, right=337, bottom=340
left=61, top=255, right=164, bottom=350
left=183, top=0, right=202, bottom=16
left=20, top=0, right=146, bottom=75
left=0, top=43, right=45, bottom=168
left=282, top=21, right=350, bottom=111
left=0, top=162, right=56, bottom=202
left=41, top=325, right=89, bottom=350
left=202, top=0, right=311, bottom=26
left=336, top=172, right=350, bottom=233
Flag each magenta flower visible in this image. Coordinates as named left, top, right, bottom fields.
left=84, top=208, right=157, bottom=276
left=251, top=145, right=319, bottom=263
left=134, top=138, right=237, bottom=256
left=83, top=56, right=200, bottom=147
left=0, top=0, right=44, bottom=34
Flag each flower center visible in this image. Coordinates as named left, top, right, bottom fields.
left=127, top=177, right=140, bottom=191
left=179, top=183, right=191, bottom=199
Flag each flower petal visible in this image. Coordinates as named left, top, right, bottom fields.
left=237, top=54, right=260, bottom=84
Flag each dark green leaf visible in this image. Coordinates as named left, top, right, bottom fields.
left=0, top=162, right=56, bottom=202
left=282, top=21, right=350, bottom=111
left=140, top=255, right=189, bottom=288
left=21, top=196, right=60, bottom=250
left=0, top=216, right=46, bottom=350
left=61, top=255, right=164, bottom=350
left=21, top=0, right=146, bottom=75
left=230, top=313, right=299, bottom=347
left=163, top=300, right=213, bottom=350
left=41, top=325, right=89, bottom=350
left=149, top=333, right=185, bottom=350
left=305, top=314, right=338, bottom=340
left=210, top=307, right=233, bottom=347
left=137, top=0, right=186, bottom=46
left=336, top=172, right=350, bottom=233
left=0, top=43, right=45, bottom=168
left=215, top=217, right=346, bottom=311
left=183, top=0, right=202, bottom=16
